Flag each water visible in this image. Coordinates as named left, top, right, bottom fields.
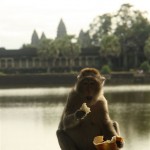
left=0, top=85, right=150, bottom=150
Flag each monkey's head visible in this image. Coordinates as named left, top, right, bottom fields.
left=76, top=68, right=105, bottom=104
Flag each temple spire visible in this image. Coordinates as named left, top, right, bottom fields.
left=57, top=19, right=67, bottom=38
left=40, top=32, right=46, bottom=40
left=31, top=30, right=39, bottom=46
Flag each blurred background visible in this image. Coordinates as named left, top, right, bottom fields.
left=0, top=1, right=150, bottom=150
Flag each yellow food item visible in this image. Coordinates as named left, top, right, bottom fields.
left=93, top=136, right=104, bottom=145
left=93, top=136, right=124, bottom=150
left=80, top=103, right=91, bottom=114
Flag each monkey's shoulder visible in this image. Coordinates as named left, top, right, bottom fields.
left=96, top=95, right=108, bottom=105
left=90, top=97, right=108, bottom=113
left=98, top=94, right=107, bottom=101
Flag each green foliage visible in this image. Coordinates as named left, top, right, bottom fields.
left=144, top=36, right=150, bottom=60
left=36, top=35, right=80, bottom=59
left=21, top=44, right=38, bottom=50
left=55, top=35, right=80, bottom=57
left=100, top=35, right=121, bottom=56
left=140, top=61, right=150, bottom=73
left=90, top=13, right=112, bottom=45
left=114, top=3, right=150, bottom=53
left=89, top=3, right=150, bottom=70
left=37, top=39, right=59, bottom=58
left=0, top=72, right=5, bottom=76
left=101, top=65, right=111, bottom=74
left=69, top=70, right=78, bottom=74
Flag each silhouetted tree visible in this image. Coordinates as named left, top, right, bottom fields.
left=114, top=4, right=150, bottom=70
left=144, top=36, right=150, bottom=61
left=55, top=35, right=80, bottom=70
left=89, top=13, right=112, bottom=45
left=100, top=34, right=121, bottom=67
left=37, top=39, right=59, bottom=72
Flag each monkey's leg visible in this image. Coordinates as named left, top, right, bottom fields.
left=56, top=130, right=79, bottom=150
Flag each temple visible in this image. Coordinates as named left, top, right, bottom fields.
left=0, top=46, right=100, bottom=73
left=0, top=19, right=101, bottom=74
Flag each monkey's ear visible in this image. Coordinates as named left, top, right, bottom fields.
left=77, top=74, right=80, bottom=80
left=101, top=76, right=106, bottom=82
left=100, top=76, right=106, bottom=86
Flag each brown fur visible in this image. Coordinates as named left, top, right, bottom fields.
left=57, top=68, right=123, bottom=150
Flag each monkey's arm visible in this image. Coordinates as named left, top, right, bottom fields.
left=96, top=100, right=124, bottom=148
left=62, top=91, right=87, bottom=130
left=62, top=110, right=86, bottom=129
left=96, top=100, right=119, bottom=139
left=102, top=116, right=119, bottom=138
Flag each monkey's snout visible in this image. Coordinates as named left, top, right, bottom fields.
left=86, top=96, right=93, bottom=101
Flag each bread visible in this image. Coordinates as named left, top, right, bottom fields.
left=80, top=103, right=91, bottom=114
left=93, top=136, right=124, bottom=150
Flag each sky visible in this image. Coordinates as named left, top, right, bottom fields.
left=0, top=0, right=150, bottom=49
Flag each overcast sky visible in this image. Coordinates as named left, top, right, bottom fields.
left=0, top=0, right=150, bottom=49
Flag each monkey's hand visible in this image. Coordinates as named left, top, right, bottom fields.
left=80, top=103, right=91, bottom=115
left=75, top=110, right=86, bottom=119
left=114, top=136, right=124, bottom=149
left=116, top=140, right=124, bottom=148
left=75, top=103, right=91, bottom=120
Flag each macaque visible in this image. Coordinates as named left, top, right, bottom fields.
left=56, top=68, right=124, bottom=150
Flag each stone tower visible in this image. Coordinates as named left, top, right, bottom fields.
left=40, top=32, right=47, bottom=41
left=57, top=19, right=67, bottom=38
left=31, top=30, right=39, bottom=46
left=78, top=30, right=92, bottom=48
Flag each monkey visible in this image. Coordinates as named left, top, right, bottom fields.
left=56, top=68, right=124, bottom=150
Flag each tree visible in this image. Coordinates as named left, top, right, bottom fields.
left=144, top=36, right=150, bottom=61
left=114, top=3, right=150, bottom=70
left=21, top=44, right=38, bottom=50
left=89, top=13, right=112, bottom=45
left=38, top=39, right=58, bottom=58
left=127, top=10, right=150, bottom=68
left=140, top=61, right=150, bottom=73
left=54, top=35, right=80, bottom=70
left=100, top=34, right=121, bottom=67
left=37, top=39, right=59, bottom=72
left=101, top=65, right=111, bottom=74
left=114, top=4, right=135, bottom=70
left=101, top=35, right=121, bottom=56
left=55, top=35, right=80, bottom=56
left=37, top=35, right=80, bottom=72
